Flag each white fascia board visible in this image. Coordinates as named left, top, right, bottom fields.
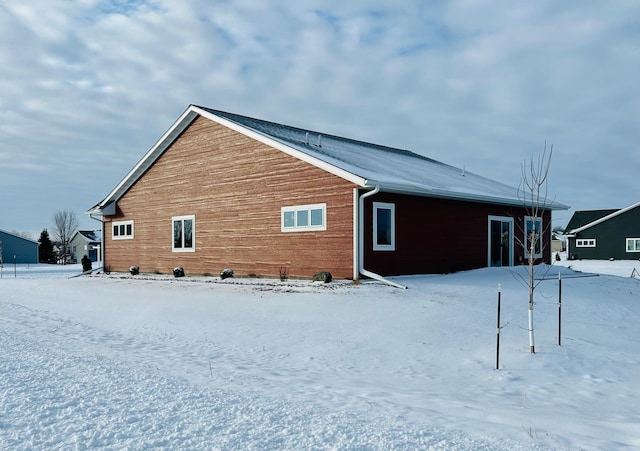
left=367, top=180, right=569, bottom=209
left=193, top=106, right=368, bottom=187
left=569, top=201, right=640, bottom=234
left=85, top=204, right=102, bottom=216
left=97, top=106, right=200, bottom=209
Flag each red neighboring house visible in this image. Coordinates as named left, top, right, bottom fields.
left=88, top=105, right=568, bottom=284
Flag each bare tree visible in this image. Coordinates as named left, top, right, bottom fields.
left=516, top=142, right=554, bottom=354
left=52, top=210, right=79, bottom=265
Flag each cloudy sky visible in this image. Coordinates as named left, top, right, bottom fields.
left=1, top=0, right=638, bottom=238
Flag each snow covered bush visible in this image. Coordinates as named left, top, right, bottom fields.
left=312, top=271, right=332, bottom=283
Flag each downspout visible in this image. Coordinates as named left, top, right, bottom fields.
left=358, top=186, right=407, bottom=289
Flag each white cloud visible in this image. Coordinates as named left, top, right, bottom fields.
left=0, top=0, right=638, bottom=233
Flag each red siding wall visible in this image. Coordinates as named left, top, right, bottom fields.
left=363, top=192, right=552, bottom=276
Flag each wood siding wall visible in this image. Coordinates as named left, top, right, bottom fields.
left=363, top=193, right=552, bottom=275
left=104, top=116, right=357, bottom=279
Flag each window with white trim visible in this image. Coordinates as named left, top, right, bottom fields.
left=626, top=238, right=640, bottom=252
left=172, top=215, right=195, bottom=252
left=576, top=239, right=596, bottom=247
left=112, top=220, right=134, bottom=240
left=373, top=202, right=395, bottom=251
left=281, top=203, right=326, bottom=232
left=524, top=216, right=543, bottom=258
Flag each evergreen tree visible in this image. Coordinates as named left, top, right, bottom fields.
left=38, top=229, right=55, bottom=264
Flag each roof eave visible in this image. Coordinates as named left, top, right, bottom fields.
left=366, top=181, right=570, bottom=210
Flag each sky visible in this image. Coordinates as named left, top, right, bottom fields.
left=1, top=0, right=638, bottom=239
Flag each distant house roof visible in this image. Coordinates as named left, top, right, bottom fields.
left=72, top=230, right=102, bottom=244
left=566, top=201, right=640, bottom=234
left=89, top=105, right=569, bottom=214
left=0, top=229, right=38, bottom=244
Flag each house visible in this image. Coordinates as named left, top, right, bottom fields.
left=0, top=229, right=39, bottom=264
left=88, top=105, right=568, bottom=283
left=565, top=201, right=640, bottom=260
left=551, top=232, right=565, bottom=253
left=70, top=230, right=102, bottom=263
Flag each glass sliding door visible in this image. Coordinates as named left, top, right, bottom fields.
left=488, top=216, right=513, bottom=267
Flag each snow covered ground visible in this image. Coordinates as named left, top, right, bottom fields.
left=1, top=256, right=638, bottom=450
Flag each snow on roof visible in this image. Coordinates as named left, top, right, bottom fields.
left=76, top=230, right=102, bottom=243
left=90, top=105, right=569, bottom=213
left=201, top=107, right=567, bottom=209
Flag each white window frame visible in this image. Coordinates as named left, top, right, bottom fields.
left=576, top=239, right=596, bottom=248
left=172, top=215, right=195, bottom=252
left=112, top=220, right=134, bottom=240
left=487, top=215, right=514, bottom=267
left=524, top=216, right=543, bottom=258
left=373, top=202, right=395, bottom=251
left=626, top=238, right=640, bottom=253
left=281, top=203, right=327, bottom=232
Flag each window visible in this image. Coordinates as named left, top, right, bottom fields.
left=626, top=238, right=640, bottom=252
left=373, top=202, right=395, bottom=251
left=281, top=203, right=326, bottom=232
left=524, top=216, right=543, bottom=258
left=172, top=215, right=195, bottom=252
left=112, top=220, right=134, bottom=240
left=576, top=239, right=596, bottom=247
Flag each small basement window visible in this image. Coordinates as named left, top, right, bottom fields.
left=112, top=220, right=134, bottom=240
left=626, top=238, right=640, bottom=252
left=281, top=203, right=326, bottom=232
left=576, top=239, right=596, bottom=247
left=373, top=202, right=395, bottom=251
left=173, top=215, right=195, bottom=252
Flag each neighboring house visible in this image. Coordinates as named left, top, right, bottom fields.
left=565, top=201, right=640, bottom=260
left=88, top=105, right=568, bottom=282
left=551, top=232, right=565, bottom=253
left=0, top=229, right=39, bottom=264
left=70, top=230, right=102, bottom=263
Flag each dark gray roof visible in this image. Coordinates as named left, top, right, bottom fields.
left=90, top=105, right=569, bottom=213
left=566, top=209, right=618, bottom=232
left=566, top=202, right=640, bottom=234
left=77, top=230, right=101, bottom=243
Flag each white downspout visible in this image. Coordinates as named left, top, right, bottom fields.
left=358, top=186, right=407, bottom=289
